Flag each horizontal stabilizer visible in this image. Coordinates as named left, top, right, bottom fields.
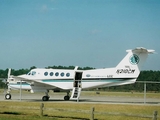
left=126, top=47, right=155, bottom=54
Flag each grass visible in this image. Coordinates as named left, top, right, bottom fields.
left=0, top=101, right=159, bottom=120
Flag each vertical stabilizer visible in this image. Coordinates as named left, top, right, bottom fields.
left=116, top=47, right=154, bottom=78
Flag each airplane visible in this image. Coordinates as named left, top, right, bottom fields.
left=3, top=47, right=155, bottom=101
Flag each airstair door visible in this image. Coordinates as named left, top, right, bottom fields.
left=70, top=71, right=83, bottom=100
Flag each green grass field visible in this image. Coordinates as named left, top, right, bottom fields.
left=0, top=101, right=159, bottom=120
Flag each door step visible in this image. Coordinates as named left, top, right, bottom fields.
left=70, top=87, right=81, bottom=100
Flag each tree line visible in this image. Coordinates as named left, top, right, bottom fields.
left=0, top=66, right=160, bottom=92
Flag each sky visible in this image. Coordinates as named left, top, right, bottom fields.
left=0, top=0, right=160, bottom=70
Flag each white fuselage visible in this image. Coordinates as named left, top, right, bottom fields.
left=5, top=47, right=155, bottom=101
left=8, top=67, right=137, bottom=92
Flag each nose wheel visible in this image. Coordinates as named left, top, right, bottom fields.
left=5, top=93, right=11, bottom=100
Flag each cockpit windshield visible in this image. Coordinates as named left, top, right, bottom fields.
left=27, top=71, right=36, bottom=76
left=27, top=72, right=31, bottom=75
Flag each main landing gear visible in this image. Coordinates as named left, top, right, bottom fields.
left=42, top=91, right=50, bottom=101
left=64, top=91, right=70, bottom=101
left=42, top=96, right=49, bottom=101
left=42, top=91, right=70, bottom=101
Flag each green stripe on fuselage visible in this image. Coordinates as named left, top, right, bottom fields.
left=42, top=78, right=133, bottom=83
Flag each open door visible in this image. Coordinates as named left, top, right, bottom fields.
left=74, top=72, right=82, bottom=88
left=70, top=71, right=83, bottom=100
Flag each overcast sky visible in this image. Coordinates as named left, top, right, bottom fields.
left=0, top=0, right=160, bottom=70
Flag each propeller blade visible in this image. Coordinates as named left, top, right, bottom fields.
left=6, top=68, right=12, bottom=83
left=8, top=68, right=11, bottom=79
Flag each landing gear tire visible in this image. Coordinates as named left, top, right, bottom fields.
left=64, top=95, right=70, bottom=101
left=42, top=96, right=49, bottom=101
left=5, top=93, right=11, bottom=100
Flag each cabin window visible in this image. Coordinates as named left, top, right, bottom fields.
left=61, top=72, right=64, bottom=77
left=66, top=73, right=70, bottom=77
left=50, top=72, right=54, bottom=76
left=44, top=72, right=48, bottom=76
left=55, top=72, right=59, bottom=76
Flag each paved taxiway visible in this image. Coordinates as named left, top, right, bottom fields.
left=0, top=91, right=160, bottom=105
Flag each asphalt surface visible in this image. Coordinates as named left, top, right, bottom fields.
left=0, top=91, right=160, bottom=105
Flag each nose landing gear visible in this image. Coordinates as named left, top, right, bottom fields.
left=5, top=93, right=11, bottom=100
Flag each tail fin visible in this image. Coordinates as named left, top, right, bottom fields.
left=116, top=47, right=155, bottom=78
